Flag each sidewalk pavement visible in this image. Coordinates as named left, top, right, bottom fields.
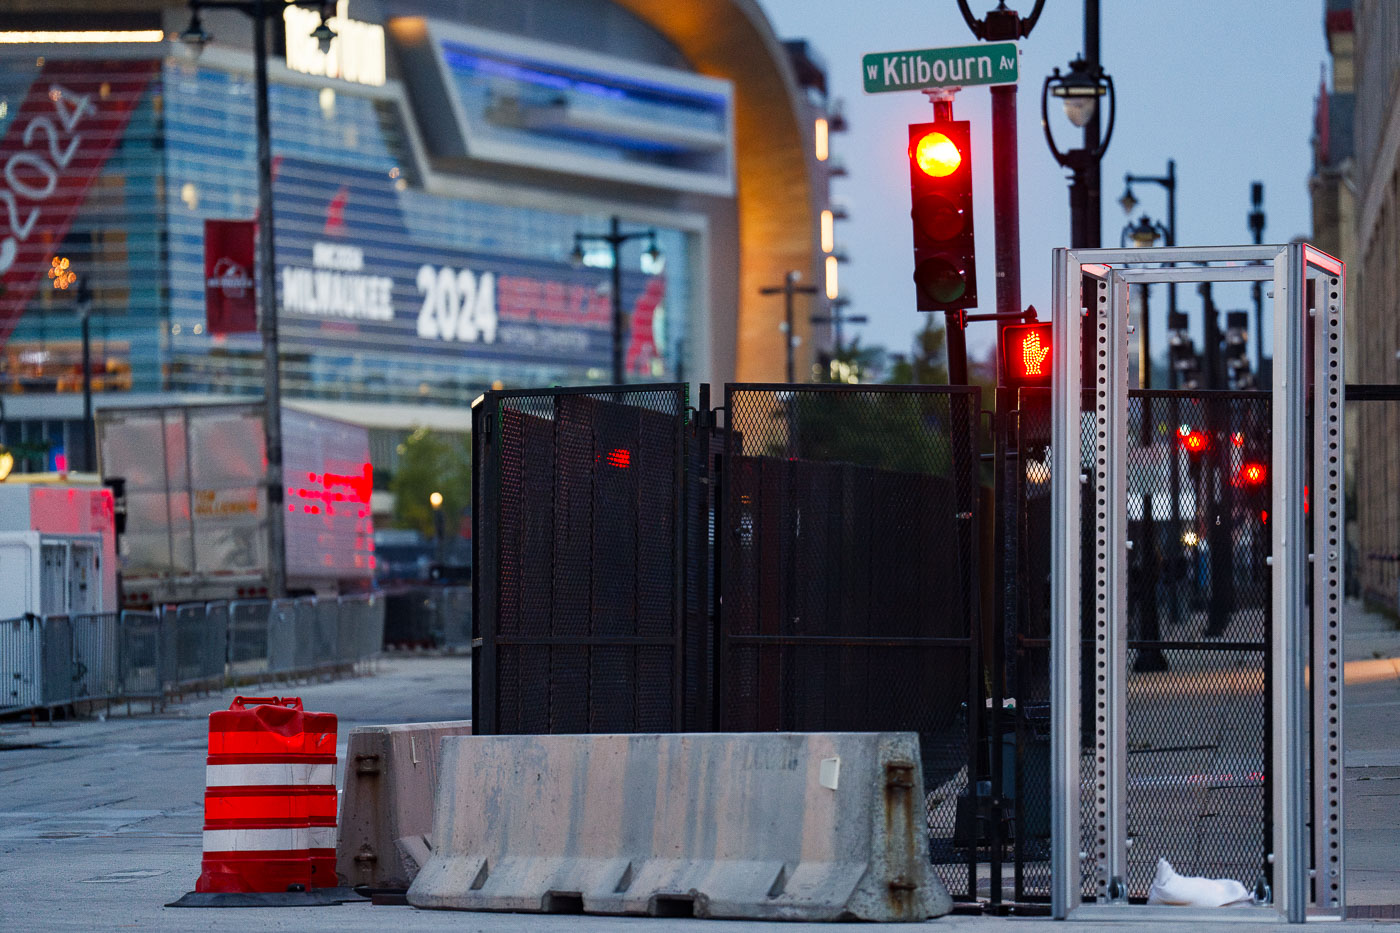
left=1342, top=599, right=1400, bottom=910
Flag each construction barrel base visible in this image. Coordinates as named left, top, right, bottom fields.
left=406, top=731, right=952, bottom=922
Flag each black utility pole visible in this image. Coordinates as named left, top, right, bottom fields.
left=182, top=0, right=336, bottom=597
left=77, top=279, right=94, bottom=472
left=572, top=216, right=660, bottom=385
left=810, top=297, right=868, bottom=358
left=955, top=0, right=1045, bottom=907
left=759, top=271, right=818, bottom=383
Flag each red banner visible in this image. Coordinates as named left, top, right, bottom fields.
left=204, top=219, right=258, bottom=335
left=0, top=59, right=159, bottom=347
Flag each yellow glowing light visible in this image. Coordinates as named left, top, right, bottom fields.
left=825, top=255, right=839, bottom=300
left=820, top=209, right=834, bottom=253
left=429, top=491, right=443, bottom=509
left=815, top=118, right=829, bottom=161
left=1182, top=531, right=1200, bottom=547
left=48, top=256, right=75, bottom=290
left=914, top=131, right=960, bottom=177
left=0, top=448, right=12, bottom=481
left=0, top=30, right=164, bottom=44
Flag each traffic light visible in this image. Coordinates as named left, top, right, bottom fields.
left=1003, top=321, right=1053, bottom=387
left=1177, top=425, right=1209, bottom=461
left=1224, top=310, right=1252, bottom=388
left=908, top=121, right=976, bottom=311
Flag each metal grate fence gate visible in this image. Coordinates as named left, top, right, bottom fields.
left=472, top=386, right=690, bottom=735
left=717, top=384, right=983, bottom=897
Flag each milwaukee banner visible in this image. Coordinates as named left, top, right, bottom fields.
left=204, top=219, right=258, bottom=335
left=0, top=59, right=159, bottom=347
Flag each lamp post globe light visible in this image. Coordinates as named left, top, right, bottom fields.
left=1120, top=214, right=1168, bottom=392
left=180, top=0, right=337, bottom=598
left=1118, top=160, right=1178, bottom=385
left=1041, top=56, right=1115, bottom=249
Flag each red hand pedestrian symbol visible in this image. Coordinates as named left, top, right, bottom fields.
left=1021, top=330, right=1049, bottom=376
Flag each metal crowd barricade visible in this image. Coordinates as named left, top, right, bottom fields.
left=1, top=593, right=388, bottom=719
left=116, top=610, right=163, bottom=710
left=228, top=600, right=271, bottom=679
left=0, top=615, right=44, bottom=712
left=40, top=615, right=74, bottom=706
left=267, top=598, right=299, bottom=676
left=70, top=613, right=120, bottom=705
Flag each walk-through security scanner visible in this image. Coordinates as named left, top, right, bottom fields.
left=1048, top=245, right=1345, bottom=922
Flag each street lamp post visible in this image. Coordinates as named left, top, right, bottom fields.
left=571, top=217, right=660, bottom=386
left=1119, top=160, right=1178, bottom=383
left=182, top=0, right=335, bottom=598
left=1040, top=1, right=1115, bottom=249
left=430, top=490, right=445, bottom=567
left=1121, top=214, right=1169, bottom=390
left=759, top=271, right=819, bottom=383
left=77, top=279, right=95, bottom=472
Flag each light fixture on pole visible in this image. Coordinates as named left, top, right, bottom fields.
left=180, top=0, right=340, bottom=597
left=571, top=217, right=661, bottom=385
left=1041, top=56, right=1115, bottom=249
left=1119, top=160, right=1178, bottom=384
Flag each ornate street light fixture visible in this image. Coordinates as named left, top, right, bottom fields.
left=1041, top=58, right=1115, bottom=248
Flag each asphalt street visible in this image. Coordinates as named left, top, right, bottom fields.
left=1, top=600, right=1397, bottom=931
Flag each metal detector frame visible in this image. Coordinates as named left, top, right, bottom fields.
left=1049, top=244, right=1345, bottom=923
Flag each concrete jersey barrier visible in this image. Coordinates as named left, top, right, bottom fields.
left=406, top=731, right=951, bottom=921
left=336, top=720, right=473, bottom=890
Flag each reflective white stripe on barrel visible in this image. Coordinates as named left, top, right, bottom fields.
left=202, top=827, right=311, bottom=852
left=205, top=763, right=335, bottom=787
left=308, top=826, right=336, bottom=849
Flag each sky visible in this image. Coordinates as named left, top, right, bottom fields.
left=756, top=0, right=1330, bottom=368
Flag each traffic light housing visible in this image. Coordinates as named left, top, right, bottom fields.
left=908, top=121, right=976, bottom=311
left=1003, top=321, right=1053, bottom=387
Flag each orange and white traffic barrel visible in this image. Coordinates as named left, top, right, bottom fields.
left=194, top=696, right=339, bottom=894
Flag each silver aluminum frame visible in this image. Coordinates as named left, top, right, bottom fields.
left=1049, top=244, right=1346, bottom=923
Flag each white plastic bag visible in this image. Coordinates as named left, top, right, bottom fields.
left=1146, top=858, right=1252, bottom=907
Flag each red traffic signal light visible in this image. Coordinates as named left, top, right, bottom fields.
left=1177, top=426, right=1209, bottom=458
left=1236, top=461, right=1267, bottom=486
left=1003, top=321, right=1052, bottom=387
left=908, top=121, right=976, bottom=311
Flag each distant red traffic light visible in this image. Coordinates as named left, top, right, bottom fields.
left=1178, top=427, right=1209, bottom=457
left=1238, top=462, right=1267, bottom=486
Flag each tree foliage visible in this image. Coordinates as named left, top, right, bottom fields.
left=389, top=428, right=472, bottom=537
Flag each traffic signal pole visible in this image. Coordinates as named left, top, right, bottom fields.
left=955, top=0, right=1044, bottom=905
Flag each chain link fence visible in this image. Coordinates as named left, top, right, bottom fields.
left=0, top=594, right=386, bottom=718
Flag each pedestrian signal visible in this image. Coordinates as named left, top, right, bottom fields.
left=1003, top=321, right=1053, bottom=386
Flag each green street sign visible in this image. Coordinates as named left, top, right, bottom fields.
left=862, top=41, right=1018, bottom=94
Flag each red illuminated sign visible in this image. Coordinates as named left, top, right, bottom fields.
left=1003, top=321, right=1053, bottom=386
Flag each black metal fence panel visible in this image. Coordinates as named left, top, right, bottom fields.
left=719, top=385, right=982, bottom=897
left=473, top=386, right=689, bottom=736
